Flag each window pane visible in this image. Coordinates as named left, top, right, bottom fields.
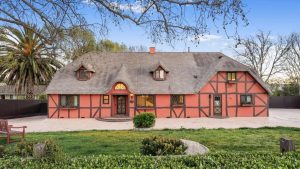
left=145, top=96, right=154, bottom=107
left=137, top=96, right=145, bottom=107
left=160, top=70, right=164, bottom=79
left=231, top=73, right=236, bottom=80
left=79, top=70, right=89, bottom=80
left=73, top=96, right=78, bottom=106
left=155, top=70, right=160, bottom=79
left=178, top=95, right=184, bottom=104
left=61, top=96, right=66, bottom=106
left=227, top=73, right=231, bottom=80
left=171, top=95, right=184, bottom=105
left=137, top=95, right=154, bottom=107
left=246, top=96, right=252, bottom=103
left=103, top=95, right=109, bottom=104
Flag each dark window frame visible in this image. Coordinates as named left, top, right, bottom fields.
left=103, top=95, right=109, bottom=104
left=227, top=72, right=237, bottom=82
left=240, top=94, right=253, bottom=105
left=136, top=95, right=155, bottom=108
left=153, top=67, right=166, bottom=81
left=77, top=67, right=91, bottom=81
left=171, top=95, right=184, bottom=106
left=59, top=95, right=79, bottom=108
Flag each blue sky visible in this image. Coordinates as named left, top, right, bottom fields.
left=85, top=0, right=300, bottom=55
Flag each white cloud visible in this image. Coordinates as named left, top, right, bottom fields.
left=82, top=1, right=144, bottom=13
left=110, top=2, right=144, bottom=13
left=191, top=34, right=222, bottom=42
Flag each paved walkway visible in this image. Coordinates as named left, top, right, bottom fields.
left=7, top=109, right=300, bottom=132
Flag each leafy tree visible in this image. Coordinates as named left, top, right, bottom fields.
left=0, top=25, right=62, bottom=99
left=0, top=0, right=248, bottom=45
left=97, top=40, right=127, bottom=52
left=57, top=27, right=97, bottom=61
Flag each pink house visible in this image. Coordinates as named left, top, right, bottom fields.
left=46, top=49, right=270, bottom=119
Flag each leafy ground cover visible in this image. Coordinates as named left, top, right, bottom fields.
left=0, top=127, right=299, bottom=156
left=0, top=152, right=299, bottom=169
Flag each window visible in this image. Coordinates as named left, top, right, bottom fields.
left=136, top=95, right=154, bottom=107
left=240, top=95, right=253, bottom=105
left=115, top=83, right=126, bottom=90
left=227, top=72, right=237, bottom=81
left=78, top=68, right=90, bottom=81
left=153, top=68, right=165, bottom=80
left=103, top=95, right=109, bottom=104
left=60, top=95, right=78, bottom=107
left=171, top=95, right=184, bottom=105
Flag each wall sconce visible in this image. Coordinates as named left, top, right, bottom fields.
left=130, top=93, right=134, bottom=103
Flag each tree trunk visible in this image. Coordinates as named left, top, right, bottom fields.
left=26, top=85, right=34, bottom=100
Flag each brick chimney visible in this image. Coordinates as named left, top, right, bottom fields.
left=149, top=47, right=155, bottom=54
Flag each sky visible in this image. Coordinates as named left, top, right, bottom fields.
left=85, top=0, right=300, bottom=55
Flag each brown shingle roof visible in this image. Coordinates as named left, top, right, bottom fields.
left=46, top=52, right=271, bottom=94
left=0, top=85, right=47, bottom=95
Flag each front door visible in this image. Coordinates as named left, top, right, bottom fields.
left=117, top=95, right=127, bottom=115
left=213, top=95, right=222, bottom=116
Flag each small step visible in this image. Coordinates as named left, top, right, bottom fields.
left=95, top=117, right=132, bottom=122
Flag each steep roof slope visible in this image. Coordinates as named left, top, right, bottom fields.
left=46, top=52, right=271, bottom=94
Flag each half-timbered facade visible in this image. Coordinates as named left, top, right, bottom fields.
left=46, top=50, right=270, bottom=118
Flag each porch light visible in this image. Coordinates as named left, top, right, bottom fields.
left=130, top=94, right=134, bottom=100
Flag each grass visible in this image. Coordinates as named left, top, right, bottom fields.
left=1, top=127, right=299, bottom=156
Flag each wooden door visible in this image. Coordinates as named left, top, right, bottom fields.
left=117, top=96, right=126, bottom=115
left=213, top=95, right=222, bottom=116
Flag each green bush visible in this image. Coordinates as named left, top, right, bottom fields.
left=0, top=145, right=5, bottom=158
left=0, top=152, right=299, bottom=168
left=141, top=136, right=187, bottom=156
left=133, top=112, right=156, bottom=128
left=14, top=139, right=64, bottom=161
left=15, top=140, right=36, bottom=157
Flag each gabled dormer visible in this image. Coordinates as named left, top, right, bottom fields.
left=74, top=63, right=95, bottom=81
left=150, top=61, right=169, bottom=81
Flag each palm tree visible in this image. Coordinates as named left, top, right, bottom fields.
left=0, top=25, right=62, bottom=99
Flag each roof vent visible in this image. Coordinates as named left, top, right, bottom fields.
left=218, top=55, right=223, bottom=59
left=193, top=75, right=198, bottom=79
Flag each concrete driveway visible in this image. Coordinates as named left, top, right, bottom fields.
left=7, top=108, right=300, bottom=132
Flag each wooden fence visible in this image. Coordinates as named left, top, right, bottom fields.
left=269, top=96, right=300, bottom=109
left=0, top=100, right=47, bottom=119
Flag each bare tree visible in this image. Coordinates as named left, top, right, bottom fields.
left=0, top=0, right=248, bottom=46
left=235, top=31, right=291, bottom=83
left=285, top=33, right=300, bottom=94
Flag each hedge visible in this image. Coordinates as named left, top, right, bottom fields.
left=0, top=152, right=299, bottom=169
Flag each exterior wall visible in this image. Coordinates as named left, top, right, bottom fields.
left=48, top=72, right=269, bottom=118
left=198, top=71, right=269, bottom=117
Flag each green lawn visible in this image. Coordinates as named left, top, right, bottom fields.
left=1, top=127, right=299, bottom=156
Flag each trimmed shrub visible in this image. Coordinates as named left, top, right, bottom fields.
left=15, top=140, right=36, bottom=157
left=14, top=139, right=64, bottom=161
left=141, top=136, right=187, bottom=156
left=0, top=145, right=5, bottom=158
left=0, top=152, right=299, bottom=168
left=133, top=112, right=156, bottom=128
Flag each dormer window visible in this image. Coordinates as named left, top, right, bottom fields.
left=78, top=68, right=90, bottom=80
left=154, top=67, right=165, bottom=80
left=77, top=67, right=91, bottom=81
left=74, top=63, right=95, bottom=81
